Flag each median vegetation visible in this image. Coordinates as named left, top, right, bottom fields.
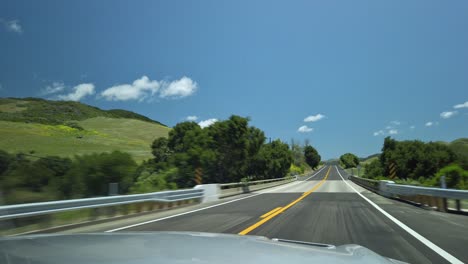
left=0, top=115, right=321, bottom=205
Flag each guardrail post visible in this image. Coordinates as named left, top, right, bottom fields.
left=378, top=180, right=395, bottom=197
left=194, top=184, right=219, bottom=203
left=456, top=200, right=461, bottom=211
left=440, top=175, right=448, bottom=212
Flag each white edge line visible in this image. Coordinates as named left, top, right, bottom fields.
left=106, top=166, right=327, bottom=232
left=334, top=166, right=463, bottom=264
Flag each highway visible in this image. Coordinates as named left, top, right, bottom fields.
left=52, top=165, right=468, bottom=264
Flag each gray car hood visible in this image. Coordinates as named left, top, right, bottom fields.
left=0, top=232, right=407, bottom=264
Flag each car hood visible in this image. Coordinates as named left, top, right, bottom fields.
left=0, top=232, right=407, bottom=264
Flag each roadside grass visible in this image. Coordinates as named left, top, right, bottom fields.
left=0, top=117, right=170, bottom=163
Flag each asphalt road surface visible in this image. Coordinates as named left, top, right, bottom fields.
left=52, top=166, right=468, bottom=264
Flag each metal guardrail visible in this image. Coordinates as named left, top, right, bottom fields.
left=348, top=175, right=468, bottom=212
left=386, top=184, right=468, bottom=200
left=219, top=177, right=296, bottom=198
left=0, top=176, right=298, bottom=222
left=0, top=189, right=203, bottom=221
left=348, top=176, right=379, bottom=192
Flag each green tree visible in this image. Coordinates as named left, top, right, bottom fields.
left=130, top=167, right=178, bottom=194
left=426, top=164, right=468, bottom=189
left=304, top=145, right=321, bottom=169
left=252, top=140, right=292, bottom=179
left=151, top=137, right=172, bottom=164
left=364, top=159, right=384, bottom=179
left=339, top=153, right=359, bottom=169
left=1, top=155, right=72, bottom=204
left=448, top=139, right=468, bottom=170
left=165, top=121, right=215, bottom=187
left=204, top=115, right=252, bottom=183
left=63, top=151, right=137, bottom=198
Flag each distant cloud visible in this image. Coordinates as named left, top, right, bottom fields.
left=1, top=19, right=23, bottom=34
left=453, top=101, right=468, bottom=109
left=373, top=130, right=384, bottom=136
left=159, top=77, right=197, bottom=98
left=100, top=76, right=197, bottom=102
left=101, top=76, right=159, bottom=101
left=304, top=114, right=325, bottom=123
left=57, top=83, right=95, bottom=101
left=186, top=115, right=198, bottom=121
left=198, top=118, right=217, bottom=128
left=41, top=82, right=65, bottom=95
left=440, top=111, right=457, bottom=119
left=410, top=125, right=415, bottom=130
left=388, top=129, right=398, bottom=135
left=390, top=121, right=401, bottom=126
left=298, top=125, right=313, bottom=133
left=385, top=126, right=392, bottom=130
left=425, top=122, right=433, bottom=127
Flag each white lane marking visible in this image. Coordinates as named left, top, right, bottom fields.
left=106, top=193, right=262, bottom=232
left=260, top=166, right=326, bottom=193
left=335, top=166, right=463, bottom=264
left=106, top=167, right=327, bottom=232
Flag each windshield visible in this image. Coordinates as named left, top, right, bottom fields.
left=1, top=1, right=467, bottom=264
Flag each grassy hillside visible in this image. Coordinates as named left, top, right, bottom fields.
left=0, top=118, right=168, bottom=163
left=0, top=98, right=170, bottom=163
left=0, top=97, right=166, bottom=126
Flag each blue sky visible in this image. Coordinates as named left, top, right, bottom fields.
left=1, top=0, right=467, bottom=159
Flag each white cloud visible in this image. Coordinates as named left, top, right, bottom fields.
left=57, top=83, right=95, bottom=101
left=388, top=129, right=398, bottom=135
left=186, top=115, right=198, bottom=121
left=159, top=77, right=197, bottom=98
left=41, top=82, right=65, bottom=95
left=373, top=130, right=384, bottom=136
left=198, top=118, right=217, bottom=128
left=440, top=111, right=458, bottom=119
left=453, top=101, right=468, bottom=109
left=385, top=126, right=392, bottom=130
left=1, top=19, right=22, bottom=34
left=425, top=122, right=433, bottom=127
left=101, top=76, right=160, bottom=101
left=390, top=120, right=401, bottom=126
left=410, top=125, right=415, bottom=130
left=100, top=76, right=197, bottom=102
left=298, top=125, right=313, bottom=133
left=304, top=114, right=325, bottom=122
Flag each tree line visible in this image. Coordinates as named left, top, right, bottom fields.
left=364, top=137, right=467, bottom=189
left=0, top=115, right=322, bottom=204
left=149, top=115, right=320, bottom=188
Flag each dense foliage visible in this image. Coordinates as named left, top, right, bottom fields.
left=0, top=115, right=323, bottom=204
left=0, top=97, right=166, bottom=126
left=0, top=151, right=138, bottom=204
left=304, top=145, right=321, bottom=169
left=289, top=140, right=312, bottom=174
left=150, top=116, right=296, bottom=187
left=339, top=153, right=359, bottom=169
left=364, top=137, right=468, bottom=189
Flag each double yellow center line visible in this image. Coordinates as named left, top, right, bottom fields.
left=238, top=166, right=331, bottom=235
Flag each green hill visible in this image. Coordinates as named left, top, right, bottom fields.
left=0, top=98, right=170, bottom=163
left=0, top=97, right=166, bottom=126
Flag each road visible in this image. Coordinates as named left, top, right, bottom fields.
left=56, top=165, right=468, bottom=264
